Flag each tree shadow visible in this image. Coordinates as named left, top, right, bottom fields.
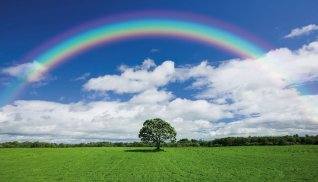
left=124, top=149, right=165, bottom=153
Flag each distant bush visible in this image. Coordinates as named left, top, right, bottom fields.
left=0, top=134, right=317, bottom=148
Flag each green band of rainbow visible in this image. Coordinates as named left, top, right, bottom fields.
left=1, top=16, right=267, bottom=105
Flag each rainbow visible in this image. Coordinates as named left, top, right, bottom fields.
left=1, top=12, right=269, bottom=105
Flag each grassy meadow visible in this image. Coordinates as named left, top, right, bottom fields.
left=1, top=145, right=318, bottom=181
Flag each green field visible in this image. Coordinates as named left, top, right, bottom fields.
left=1, top=146, right=318, bottom=181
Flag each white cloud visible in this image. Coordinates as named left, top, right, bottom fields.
left=83, top=60, right=175, bottom=93
left=180, top=41, right=318, bottom=101
left=171, top=41, right=318, bottom=137
left=1, top=41, right=318, bottom=142
left=1, top=91, right=316, bottom=143
left=1, top=61, right=45, bottom=82
left=129, top=89, right=174, bottom=104
left=72, top=72, right=91, bottom=81
left=166, top=98, right=232, bottom=121
left=150, top=48, right=159, bottom=53
left=0, top=98, right=232, bottom=142
left=141, top=58, right=156, bottom=69
left=284, top=24, right=318, bottom=38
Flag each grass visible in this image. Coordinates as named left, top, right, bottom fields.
left=0, top=145, right=318, bottom=181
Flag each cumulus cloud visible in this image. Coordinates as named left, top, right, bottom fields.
left=130, top=89, right=174, bottom=104
left=141, top=58, right=156, bottom=69
left=188, top=41, right=318, bottom=100
left=0, top=98, right=232, bottom=142
left=1, top=41, right=318, bottom=142
left=170, top=41, right=318, bottom=138
left=284, top=24, right=318, bottom=38
left=1, top=61, right=45, bottom=82
left=83, top=59, right=175, bottom=93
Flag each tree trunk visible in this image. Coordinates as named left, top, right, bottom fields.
left=156, top=140, right=160, bottom=150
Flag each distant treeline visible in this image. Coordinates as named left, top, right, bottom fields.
left=1, top=135, right=317, bottom=148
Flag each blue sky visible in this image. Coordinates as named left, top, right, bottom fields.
left=1, top=0, right=318, bottom=142
left=1, top=0, right=317, bottom=102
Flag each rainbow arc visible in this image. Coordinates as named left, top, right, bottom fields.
left=1, top=12, right=268, bottom=105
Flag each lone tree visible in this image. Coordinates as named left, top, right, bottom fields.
left=139, top=118, right=176, bottom=150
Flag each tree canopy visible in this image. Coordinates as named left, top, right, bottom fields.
left=138, top=118, right=176, bottom=150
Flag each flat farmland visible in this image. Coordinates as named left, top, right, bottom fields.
left=1, top=146, right=318, bottom=181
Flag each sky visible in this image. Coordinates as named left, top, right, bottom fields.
left=1, top=0, right=318, bottom=143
